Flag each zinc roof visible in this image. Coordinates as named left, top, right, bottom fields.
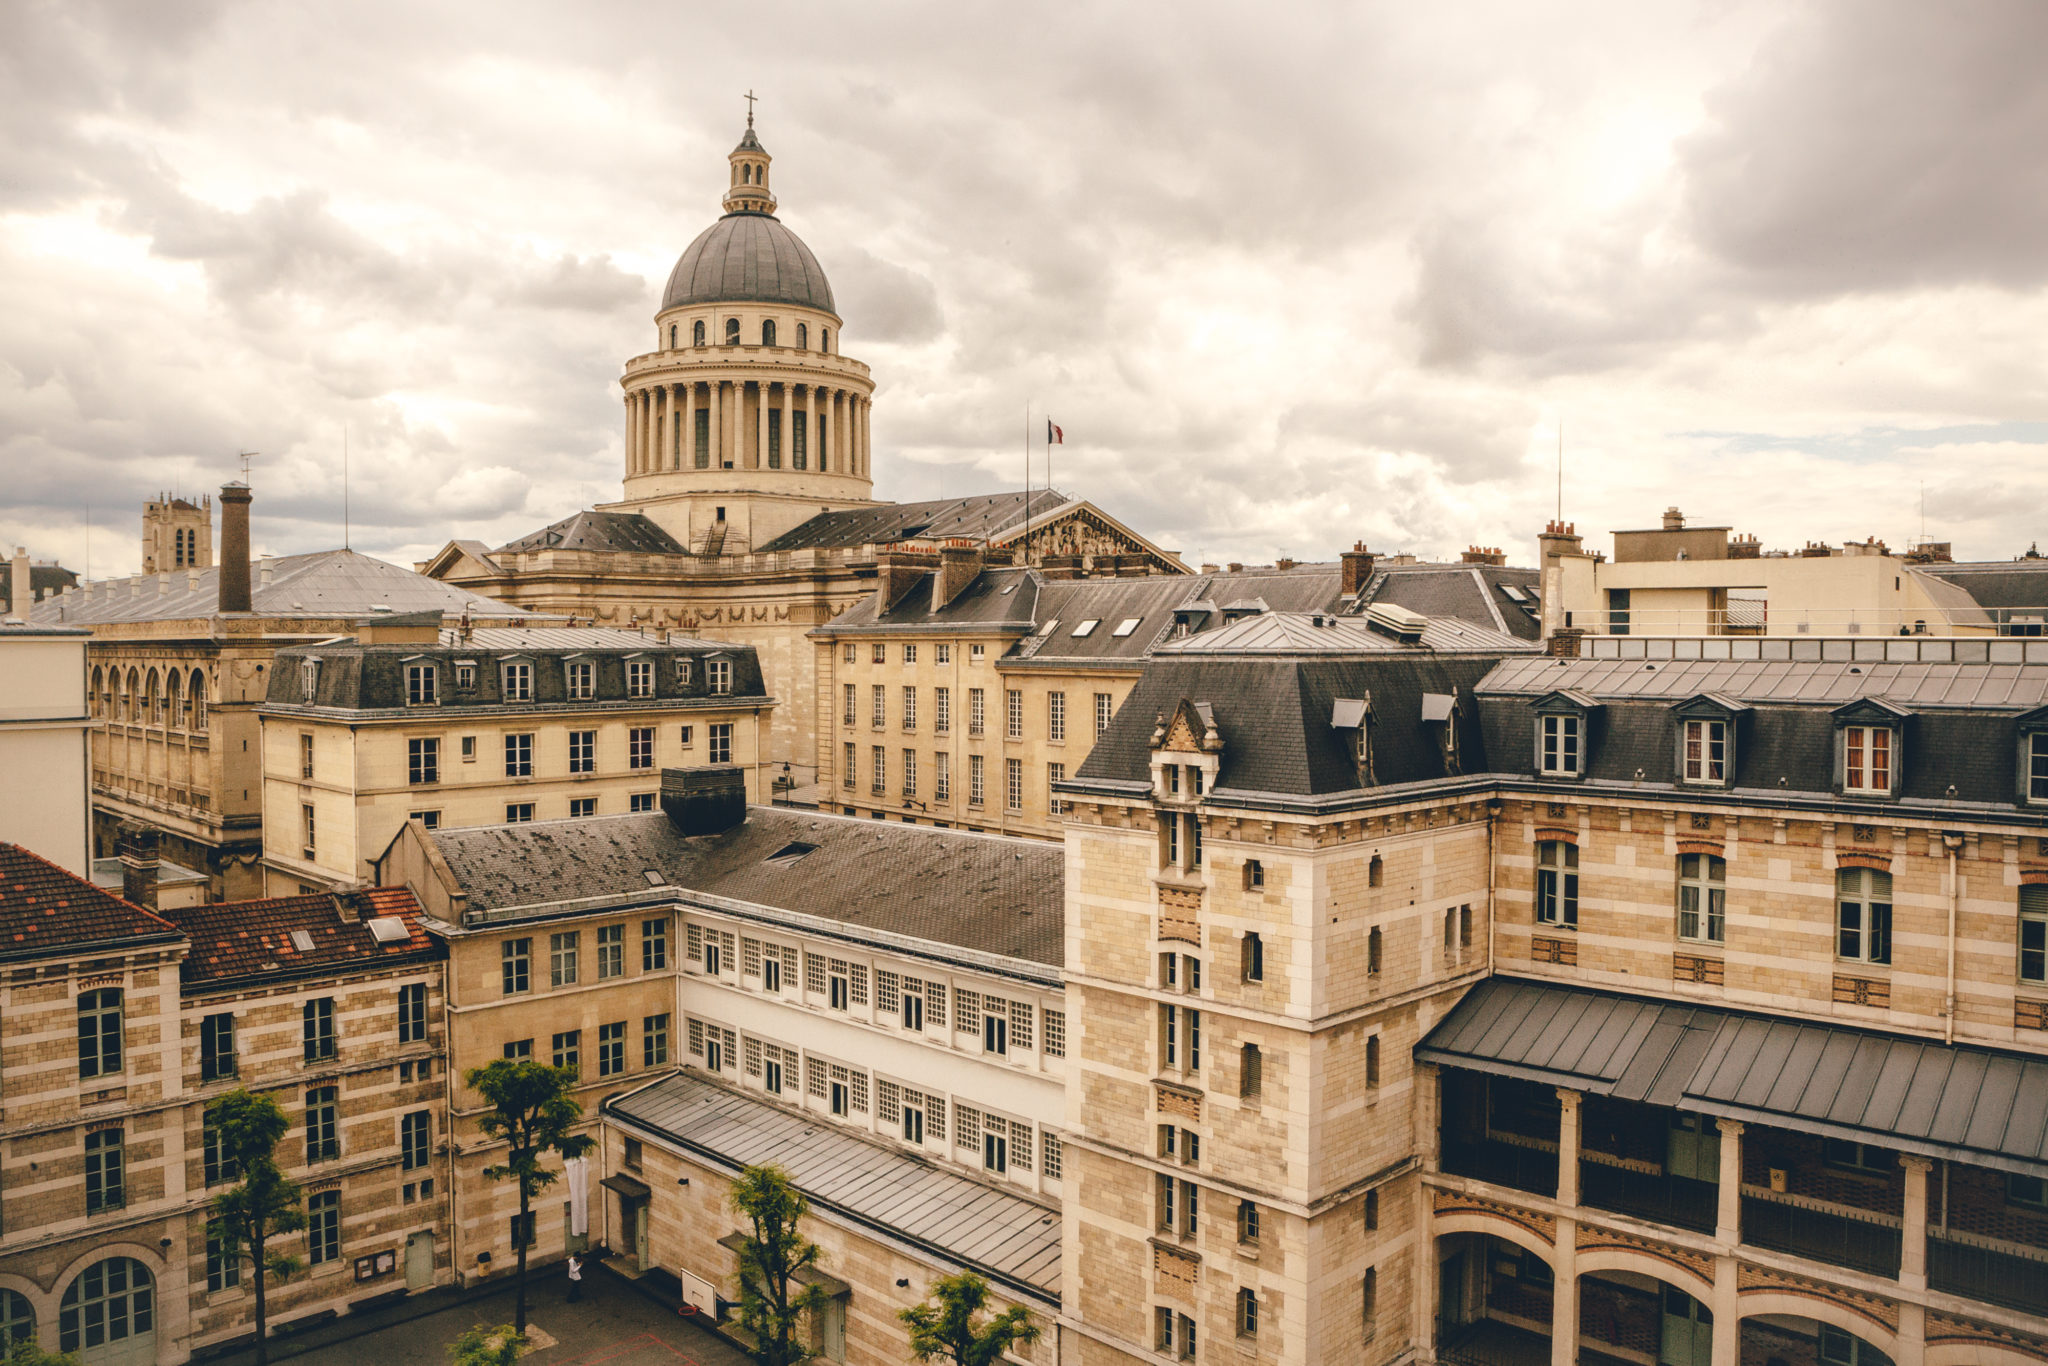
left=610, top=1072, right=1061, bottom=1302
left=1479, top=654, right=2048, bottom=712
left=757, top=492, right=1068, bottom=553
left=1154, top=610, right=1535, bottom=656
left=500, top=510, right=689, bottom=556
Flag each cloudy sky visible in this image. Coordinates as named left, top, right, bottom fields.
left=4, top=0, right=2045, bottom=579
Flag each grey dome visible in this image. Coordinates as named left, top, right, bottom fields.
left=661, top=212, right=837, bottom=315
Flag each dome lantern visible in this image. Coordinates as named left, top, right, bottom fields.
left=724, top=102, right=776, bottom=216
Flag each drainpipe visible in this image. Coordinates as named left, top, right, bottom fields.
left=1941, top=832, right=1964, bottom=1044
left=1485, top=798, right=1501, bottom=975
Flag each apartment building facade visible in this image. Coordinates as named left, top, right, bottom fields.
left=256, top=627, right=772, bottom=893
left=0, top=621, right=91, bottom=873
left=0, top=837, right=448, bottom=1366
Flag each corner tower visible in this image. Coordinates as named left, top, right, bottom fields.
left=613, top=115, right=878, bottom=555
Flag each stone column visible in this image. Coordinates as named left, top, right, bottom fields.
left=855, top=395, right=867, bottom=476
left=1709, top=1254, right=1739, bottom=1366
left=1894, top=1303, right=1927, bottom=1366
left=658, top=385, right=671, bottom=473
left=640, top=390, right=653, bottom=473
left=680, top=383, right=694, bottom=470
left=1551, top=1220, right=1578, bottom=1366
left=836, top=389, right=849, bottom=475
left=624, top=395, right=636, bottom=475
left=862, top=395, right=872, bottom=475
left=782, top=382, right=793, bottom=471
left=1715, top=1119, right=1744, bottom=1245
left=1900, top=1155, right=1932, bottom=1290
left=805, top=384, right=818, bottom=471
left=754, top=380, right=768, bottom=469
left=1556, top=1088, right=1581, bottom=1209
left=713, top=380, right=725, bottom=467
left=1418, top=1063, right=1442, bottom=1172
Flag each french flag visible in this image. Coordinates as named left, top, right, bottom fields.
left=1047, top=420, right=1063, bottom=444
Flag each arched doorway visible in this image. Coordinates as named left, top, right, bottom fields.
left=59, top=1258, right=154, bottom=1366
left=1741, top=1313, right=1894, bottom=1366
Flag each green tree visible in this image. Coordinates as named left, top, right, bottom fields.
left=730, top=1165, right=826, bottom=1366
left=900, top=1272, right=1041, bottom=1366
left=447, top=1323, right=527, bottom=1366
left=6, top=1338, right=81, bottom=1366
left=465, top=1060, right=594, bottom=1334
left=207, top=1089, right=305, bottom=1366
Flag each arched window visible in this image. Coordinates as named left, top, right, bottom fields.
left=90, top=666, right=104, bottom=717
left=725, top=318, right=740, bottom=346
left=796, top=322, right=808, bottom=349
left=167, top=671, right=183, bottom=729
left=144, top=670, right=161, bottom=726
left=669, top=324, right=677, bottom=348
left=0, top=1287, right=33, bottom=1352
left=189, top=670, right=207, bottom=730
left=820, top=328, right=830, bottom=353
left=761, top=320, right=776, bottom=347
left=693, top=320, right=706, bottom=347
left=60, top=1258, right=154, bottom=1356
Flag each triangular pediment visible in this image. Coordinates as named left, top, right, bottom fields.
left=1155, top=697, right=1220, bottom=755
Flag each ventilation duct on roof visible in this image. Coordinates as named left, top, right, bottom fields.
left=1364, top=603, right=1427, bottom=643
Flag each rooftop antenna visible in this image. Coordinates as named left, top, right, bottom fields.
left=237, top=450, right=259, bottom=483
left=1555, top=420, right=1564, bottom=522
left=343, top=425, right=351, bottom=550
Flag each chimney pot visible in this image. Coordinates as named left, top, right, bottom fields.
left=1662, top=507, right=1685, bottom=531
left=117, top=821, right=161, bottom=911
left=8, top=546, right=29, bottom=620
left=660, top=765, right=747, bottom=836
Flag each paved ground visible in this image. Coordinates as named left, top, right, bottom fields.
left=208, top=1263, right=753, bottom=1366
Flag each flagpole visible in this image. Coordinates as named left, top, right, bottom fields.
left=1023, top=401, right=1032, bottom=567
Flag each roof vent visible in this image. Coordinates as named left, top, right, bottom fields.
left=764, top=841, right=820, bottom=867
left=289, top=929, right=316, bottom=952
left=366, top=916, right=409, bottom=945
left=1364, top=602, right=1427, bottom=643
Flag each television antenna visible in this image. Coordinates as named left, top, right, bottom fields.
left=237, top=450, right=259, bottom=483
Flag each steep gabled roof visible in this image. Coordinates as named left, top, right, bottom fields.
left=0, top=843, right=183, bottom=962
left=757, top=491, right=1076, bottom=553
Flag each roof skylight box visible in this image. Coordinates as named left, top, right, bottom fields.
left=764, top=841, right=820, bottom=867
left=1112, top=618, right=1142, bottom=637
left=289, top=929, right=317, bottom=952
left=366, top=916, right=410, bottom=945
left=1072, top=619, right=1099, bottom=637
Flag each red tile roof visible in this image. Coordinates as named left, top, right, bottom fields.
left=0, top=842, right=184, bottom=961
left=158, top=887, right=441, bottom=986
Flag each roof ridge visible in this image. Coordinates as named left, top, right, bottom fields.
left=0, top=841, right=182, bottom=935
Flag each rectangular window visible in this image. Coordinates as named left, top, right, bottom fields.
left=676, top=658, right=695, bottom=687
left=1006, top=689, right=1023, bottom=739
left=902, top=748, right=918, bottom=796
left=1539, top=714, right=1581, bottom=775
left=305, top=1086, right=339, bottom=1162
left=502, top=938, right=532, bottom=994
left=630, top=791, right=655, bottom=812
left=303, top=997, right=336, bottom=1063
left=302, top=803, right=317, bottom=858
left=566, top=660, right=595, bottom=700
left=1242, top=932, right=1264, bottom=983
left=398, top=983, right=427, bottom=1043
left=1682, top=718, right=1728, bottom=784
left=552, top=1030, right=580, bottom=1075
left=872, top=643, right=887, bottom=664
left=679, top=724, right=694, bottom=747
left=1006, top=757, right=1023, bottom=812
left=1837, top=867, right=1894, bottom=965
left=308, top=1190, right=340, bottom=1264
left=871, top=745, right=887, bottom=794
left=934, top=751, right=951, bottom=801
left=503, top=662, right=532, bottom=701
left=508, top=1210, right=535, bottom=1251
left=550, top=931, right=579, bottom=987
left=504, top=732, right=533, bottom=777
left=627, top=659, right=654, bottom=698
left=902, top=686, right=918, bottom=730
left=569, top=796, right=597, bottom=818
left=969, top=688, right=985, bottom=736
left=1843, top=725, right=1893, bottom=794
left=206, top=1219, right=240, bottom=1291
left=1608, top=587, right=1632, bottom=635
left=408, top=736, right=440, bottom=785
left=401, top=1110, right=430, bottom=1170
left=78, top=988, right=122, bottom=1078
left=1677, top=853, right=1727, bottom=944
left=1095, top=692, right=1114, bottom=734
left=2029, top=733, right=2048, bottom=802
left=843, top=683, right=857, bottom=726
left=1536, top=841, right=1579, bottom=927
left=598, top=1021, right=626, bottom=1076
left=505, top=802, right=534, bottom=823
left=406, top=663, right=437, bottom=706
left=504, top=1039, right=532, bottom=1060
left=708, top=659, right=732, bottom=694
left=201, top=1011, right=237, bottom=1081
left=203, top=1113, right=237, bottom=1186
left=461, top=735, right=476, bottom=762
left=2021, top=885, right=2048, bottom=984
left=1048, top=691, right=1066, bottom=742
left=597, top=924, right=624, bottom=979
left=568, top=729, right=596, bottom=774
left=629, top=726, right=654, bottom=770
left=969, top=753, right=985, bottom=805
left=872, top=684, right=886, bottom=729
left=842, top=741, right=856, bottom=788
left=643, top=917, right=668, bottom=970
left=935, top=687, right=951, bottom=735
left=410, top=808, right=442, bottom=829
left=301, top=732, right=315, bottom=779
left=1048, top=762, right=1066, bottom=816
left=456, top=662, right=476, bottom=690
left=85, top=1127, right=125, bottom=1212
left=644, top=1013, right=670, bottom=1067
left=936, top=643, right=951, bottom=665
left=708, top=723, right=732, bottom=764
left=903, top=644, right=917, bottom=664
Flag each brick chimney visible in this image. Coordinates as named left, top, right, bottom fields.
left=934, top=541, right=984, bottom=610
left=8, top=546, right=29, bottom=619
left=1662, top=507, right=1685, bottom=531
left=218, top=482, right=253, bottom=613
left=1040, top=555, right=1085, bottom=581
left=1461, top=546, right=1507, bottom=566
left=874, top=544, right=940, bottom=613
left=1340, top=542, right=1376, bottom=597
left=117, top=821, right=160, bottom=911
left=1728, top=534, right=1761, bottom=560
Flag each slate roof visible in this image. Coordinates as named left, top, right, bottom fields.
left=0, top=842, right=183, bottom=963
left=1924, top=559, right=2048, bottom=625
left=1073, top=654, right=1507, bottom=798
left=30, top=549, right=529, bottom=627
left=609, top=1072, right=1061, bottom=1302
left=662, top=212, right=836, bottom=314
left=160, top=887, right=439, bottom=988
left=1010, top=576, right=1213, bottom=664
left=0, top=562, right=79, bottom=608
left=826, top=567, right=1044, bottom=634
left=1475, top=654, right=2048, bottom=809
left=1361, top=564, right=1543, bottom=641
left=1154, top=610, right=1536, bottom=656
left=1420, top=976, right=2048, bottom=1179
left=263, top=632, right=767, bottom=712
left=429, top=807, right=1063, bottom=969
left=757, top=491, right=1073, bottom=554
left=499, top=511, right=689, bottom=556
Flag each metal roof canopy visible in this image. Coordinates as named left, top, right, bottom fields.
left=1418, top=977, right=2048, bottom=1179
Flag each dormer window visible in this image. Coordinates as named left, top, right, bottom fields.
left=708, top=659, right=732, bottom=695
left=1843, top=727, right=1892, bottom=794
left=676, top=658, right=694, bottom=686
left=1331, top=697, right=1374, bottom=787
left=1682, top=720, right=1726, bottom=784
left=565, top=659, right=595, bottom=701
left=454, top=661, right=477, bottom=689
left=405, top=663, right=437, bottom=707
left=626, top=659, right=654, bottom=698
left=1540, top=716, right=1581, bottom=775
left=1422, top=692, right=1460, bottom=776
left=502, top=661, right=533, bottom=702
left=300, top=658, right=319, bottom=702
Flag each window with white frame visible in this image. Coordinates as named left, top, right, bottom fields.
left=1837, top=866, right=1893, bottom=965
left=565, top=660, right=595, bottom=700
left=406, top=663, right=437, bottom=706
left=871, top=684, right=886, bottom=729
left=502, top=661, right=532, bottom=701
left=902, top=644, right=917, bottom=665
left=934, top=686, right=950, bottom=734
left=843, top=683, right=856, bottom=726
left=902, top=685, right=917, bottom=731
left=568, top=729, right=596, bottom=774
left=969, top=754, right=985, bottom=805
left=1681, top=717, right=1728, bottom=784
left=1095, top=692, right=1114, bottom=734
left=1006, top=689, right=1023, bottom=739
left=842, top=742, right=856, bottom=788
left=902, top=749, right=918, bottom=796
left=969, top=688, right=985, bottom=735
left=708, top=723, right=731, bottom=764
left=1677, top=853, right=1726, bottom=944
left=1006, top=757, right=1023, bottom=812
left=1048, top=691, right=1066, bottom=742
left=1536, top=841, right=1578, bottom=926
left=871, top=745, right=887, bottom=793
left=504, top=732, right=533, bottom=777
left=708, top=658, right=731, bottom=694
left=629, top=726, right=654, bottom=770
left=1047, top=762, right=1066, bottom=815
left=2027, top=731, right=2048, bottom=803
left=627, top=659, right=654, bottom=698
left=936, top=643, right=951, bottom=665
left=1539, top=713, right=1582, bottom=775
left=2021, top=885, right=2048, bottom=984
left=934, top=751, right=951, bottom=802
left=1843, top=725, right=1894, bottom=794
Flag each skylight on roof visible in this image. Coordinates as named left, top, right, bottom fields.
left=1112, top=618, right=1142, bottom=637
left=642, top=869, right=667, bottom=887
left=764, top=841, right=820, bottom=867
left=1038, top=619, right=1059, bottom=636
left=289, top=929, right=316, bottom=952
left=1000, top=583, right=1016, bottom=594
left=1072, top=619, right=1099, bottom=637
left=366, top=916, right=409, bottom=945
left=1500, top=584, right=1528, bottom=602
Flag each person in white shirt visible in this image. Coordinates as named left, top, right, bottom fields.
left=567, top=1253, right=584, bottom=1303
